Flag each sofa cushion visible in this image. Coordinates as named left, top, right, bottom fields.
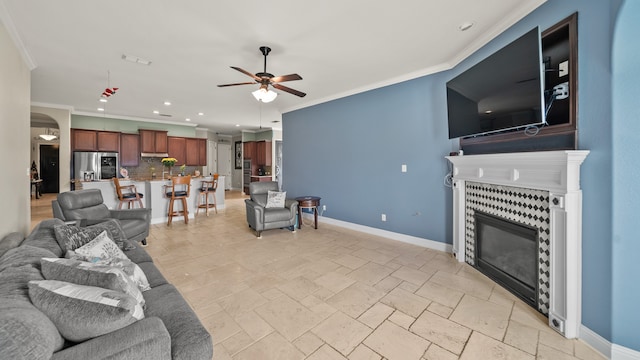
left=21, top=219, right=65, bottom=257
left=136, top=262, right=168, bottom=288
left=143, top=284, right=213, bottom=360
left=74, top=231, right=128, bottom=261
left=41, top=258, right=145, bottom=307
left=0, top=232, right=24, bottom=258
left=265, top=190, right=286, bottom=208
left=264, top=207, right=294, bottom=223
left=0, top=245, right=57, bottom=272
left=123, top=242, right=153, bottom=264
left=28, top=280, right=144, bottom=343
left=0, top=298, right=64, bottom=360
left=0, top=265, right=44, bottom=301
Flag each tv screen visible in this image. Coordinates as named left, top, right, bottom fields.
left=446, top=28, right=545, bottom=139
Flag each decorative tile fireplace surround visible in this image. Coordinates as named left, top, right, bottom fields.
left=446, top=150, right=589, bottom=339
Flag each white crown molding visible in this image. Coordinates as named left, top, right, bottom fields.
left=72, top=110, right=198, bottom=127
left=0, top=0, right=37, bottom=70
left=31, top=102, right=74, bottom=111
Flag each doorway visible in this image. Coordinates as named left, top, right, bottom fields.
left=218, top=143, right=232, bottom=190
left=40, top=144, right=60, bottom=193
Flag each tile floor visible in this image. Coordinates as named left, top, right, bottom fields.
left=31, top=191, right=606, bottom=360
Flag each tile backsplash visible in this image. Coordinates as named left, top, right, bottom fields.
left=122, top=158, right=204, bottom=180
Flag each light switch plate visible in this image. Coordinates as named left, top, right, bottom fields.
left=401, top=164, right=407, bottom=173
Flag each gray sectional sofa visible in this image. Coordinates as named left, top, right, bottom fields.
left=0, top=218, right=213, bottom=360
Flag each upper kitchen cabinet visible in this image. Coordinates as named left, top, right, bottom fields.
left=198, top=139, right=207, bottom=166
left=256, top=141, right=272, bottom=166
left=120, top=133, right=140, bottom=166
left=167, top=136, right=186, bottom=165
left=185, top=138, right=207, bottom=166
left=72, top=129, right=97, bottom=151
left=97, top=131, right=120, bottom=152
left=71, top=129, right=119, bottom=152
left=139, top=130, right=168, bottom=154
left=243, top=141, right=256, bottom=160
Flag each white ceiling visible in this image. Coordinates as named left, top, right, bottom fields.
left=1, top=0, right=545, bottom=135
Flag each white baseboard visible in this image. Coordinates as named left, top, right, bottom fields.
left=312, top=215, right=452, bottom=253
left=580, top=325, right=640, bottom=360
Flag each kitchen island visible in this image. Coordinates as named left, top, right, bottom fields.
left=82, top=176, right=225, bottom=224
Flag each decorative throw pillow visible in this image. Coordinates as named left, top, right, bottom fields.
left=62, top=253, right=150, bottom=292
left=40, top=258, right=145, bottom=307
left=74, top=231, right=128, bottom=261
left=265, top=191, right=286, bottom=208
left=28, top=280, right=144, bottom=342
left=53, top=220, right=132, bottom=253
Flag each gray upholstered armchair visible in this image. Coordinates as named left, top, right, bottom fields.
left=52, top=189, right=151, bottom=245
left=245, top=182, right=298, bottom=238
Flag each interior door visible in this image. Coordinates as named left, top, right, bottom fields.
left=217, top=143, right=232, bottom=190
left=40, top=144, right=59, bottom=193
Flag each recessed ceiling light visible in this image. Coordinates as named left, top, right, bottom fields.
left=153, top=110, right=160, bottom=114
left=97, top=108, right=104, bottom=112
left=185, top=118, right=191, bottom=122
left=198, top=112, right=204, bottom=116
left=121, top=54, right=152, bottom=66
left=235, top=124, right=240, bottom=127
left=99, top=98, right=108, bottom=103
left=459, top=22, right=474, bottom=31
left=485, top=110, right=492, bottom=114
left=164, top=101, right=171, bottom=106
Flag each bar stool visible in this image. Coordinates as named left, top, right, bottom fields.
left=165, top=175, right=191, bottom=225
left=113, top=177, right=144, bottom=209
left=197, top=174, right=219, bottom=216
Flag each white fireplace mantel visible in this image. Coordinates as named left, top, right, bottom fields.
left=446, top=150, right=589, bottom=339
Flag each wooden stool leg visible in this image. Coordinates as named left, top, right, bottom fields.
left=167, top=199, right=174, bottom=225
left=205, top=191, right=210, bottom=216
left=182, top=197, right=189, bottom=224
left=211, top=192, right=217, bottom=214
left=196, top=193, right=201, bottom=216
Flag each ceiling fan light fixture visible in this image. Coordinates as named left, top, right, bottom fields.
left=252, top=88, right=277, bottom=103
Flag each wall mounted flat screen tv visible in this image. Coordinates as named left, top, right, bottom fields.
left=447, top=27, right=545, bottom=139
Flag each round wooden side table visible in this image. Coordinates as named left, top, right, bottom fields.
left=295, top=196, right=321, bottom=229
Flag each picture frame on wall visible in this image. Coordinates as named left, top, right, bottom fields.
left=235, top=141, right=242, bottom=169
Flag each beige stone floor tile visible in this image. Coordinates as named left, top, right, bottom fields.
left=411, top=311, right=471, bottom=355
left=213, top=345, right=233, bottom=360
left=347, top=262, right=395, bottom=286
left=348, top=344, right=382, bottom=360
left=429, top=271, right=494, bottom=300
left=335, top=265, right=355, bottom=275
left=539, top=329, right=575, bottom=355
left=260, top=287, right=286, bottom=300
left=398, top=280, right=422, bottom=293
left=374, top=276, right=403, bottom=293
left=384, top=261, right=403, bottom=270
left=450, top=295, right=511, bottom=341
left=292, top=331, right=325, bottom=356
left=388, top=310, right=415, bottom=329
left=427, top=302, right=454, bottom=319
left=510, top=302, right=555, bottom=334
left=307, top=344, right=349, bottom=360
left=423, top=344, right=459, bottom=360
left=233, top=310, right=274, bottom=341
left=314, top=271, right=357, bottom=293
left=352, top=248, right=397, bottom=265
left=313, top=286, right=336, bottom=301
left=332, top=254, right=370, bottom=270
left=277, top=276, right=322, bottom=300
left=380, top=287, right=431, bottom=318
left=503, top=320, right=539, bottom=355
left=217, top=288, right=268, bottom=317
left=254, top=295, right=325, bottom=341
left=201, top=311, right=242, bottom=345
left=537, top=343, right=579, bottom=360
left=358, top=302, right=395, bottom=329
left=363, top=320, right=431, bottom=360
left=232, top=332, right=304, bottom=360
left=300, top=295, right=338, bottom=319
left=312, top=311, right=372, bottom=355
left=415, top=280, right=464, bottom=309
left=392, top=265, right=432, bottom=286
left=574, top=340, right=607, bottom=360
left=327, top=282, right=386, bottom=318
left=419, top=254, right=463, bottom=274
left=221, top=330, right=254, bottom=356
left=459, top=332, right=534, bottom=360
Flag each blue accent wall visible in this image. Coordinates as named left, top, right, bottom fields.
left=612, top=0, right=640, bottom=351
left=283, top=0, right=636, bottom=351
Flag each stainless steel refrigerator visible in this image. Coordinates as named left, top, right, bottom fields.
left=73, top=152, right=119, bottom=182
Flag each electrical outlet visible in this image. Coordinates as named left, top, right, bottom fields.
left=322, top=205, right=326, bottom=211
left=401, top=164, right=407, bottom=173
left=381, top=214, right=387, bottom=222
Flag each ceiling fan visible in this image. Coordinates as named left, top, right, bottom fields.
left=218, top=46, right=306, bottom=102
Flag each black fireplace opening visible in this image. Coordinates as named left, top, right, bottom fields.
left=474, top=211, right=539, bottom=308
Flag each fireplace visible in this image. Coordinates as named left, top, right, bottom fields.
left=446, top=150, right=589, bottom=338
left=474, top=211, right=538, bottom=308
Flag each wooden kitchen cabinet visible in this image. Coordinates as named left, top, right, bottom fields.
left=255, top=141, right=272, bottom=166
left=185, top=138, right=200, bottom=166
left=139, top=130, right=168, bottom=154
left=97, top=131, right=120, bottom=152
left=120, top=133, right=140, bottom=166
left=243, top=141, right=256, bottom=160
left=167, top=136, right=186, bottom=165
left=72, top=129, right=97, bottom=151
left=198, top=139, right=207, bottom=166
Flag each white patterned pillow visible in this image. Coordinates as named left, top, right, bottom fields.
left=265, top=191, right=286, bottom=208
left=75, top=231, right=128, bottom=261
left=64, top=253, right=150, bottom=292
left=28, top=280, right=144, bottom=342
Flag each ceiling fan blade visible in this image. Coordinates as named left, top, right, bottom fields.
left=272, top=83, right=306, bottom=98
left=217, top=82, right=256, bottom=87
left=270, top=74, right=302, bottom=83
left=231, top=66, right=261, bottom=81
